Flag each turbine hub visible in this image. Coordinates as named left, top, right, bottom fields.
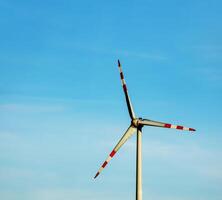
left=132, top=118, right=142, bottom=128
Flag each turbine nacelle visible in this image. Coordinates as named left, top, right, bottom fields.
left=131, top=118, right=143, bottom=128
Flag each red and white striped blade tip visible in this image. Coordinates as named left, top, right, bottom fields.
left=94, top=150, right=116, bottom=179
left=164, top=123, right=196, bottom=132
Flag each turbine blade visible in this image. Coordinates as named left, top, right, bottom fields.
left=118, top=60, right=136, bottom=119
left=138, top=119, right=196, bottom=132
left=94, top=125, right=136, bottom=179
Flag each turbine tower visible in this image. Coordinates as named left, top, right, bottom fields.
left=94, top=60, right=196, bottom=200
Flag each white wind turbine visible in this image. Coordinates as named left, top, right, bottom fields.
left=94, top=60, right=196, bottom=200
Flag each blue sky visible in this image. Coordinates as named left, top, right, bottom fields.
left=0, top=0, right=222, bottom=199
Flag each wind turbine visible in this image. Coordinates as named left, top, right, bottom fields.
left=94, top=60, right=196, bottom=200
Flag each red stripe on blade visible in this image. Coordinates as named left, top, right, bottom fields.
left=176, top=126, right=183, bottom=130
left=110, top=150, right=116, bottom=157
left=123, top=84, right=127, bottom=92
left=164, top=124, right=171, bottom=128
left=102, top=161, right=108, bottom=168
left=120, top=72, right=124, bottom=79
left=189, top=128, right=196, bottom=131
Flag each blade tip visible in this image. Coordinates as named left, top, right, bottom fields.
left=118, top=59, right=121, bottom=66
left=94, top=172, right=99, bottom=179
left=189, top=128, right=196, bottom=132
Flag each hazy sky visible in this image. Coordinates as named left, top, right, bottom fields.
left=0, top=0, right=222, bottom=200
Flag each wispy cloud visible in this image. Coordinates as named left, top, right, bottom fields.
left=80, top=45, right=168, bottom=60
left=56, top=41, right=168, bottom=61
left=30, top=188, right=96, bottom=200
left=0, top=103, right=66, bottom=113
left=114, top=49, right=167, bottom=60
left=196, top=66, right=222, bottom=82
left=124, top=139, right=222, bottom=180
left=191, top=44, right=222, bottom=61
